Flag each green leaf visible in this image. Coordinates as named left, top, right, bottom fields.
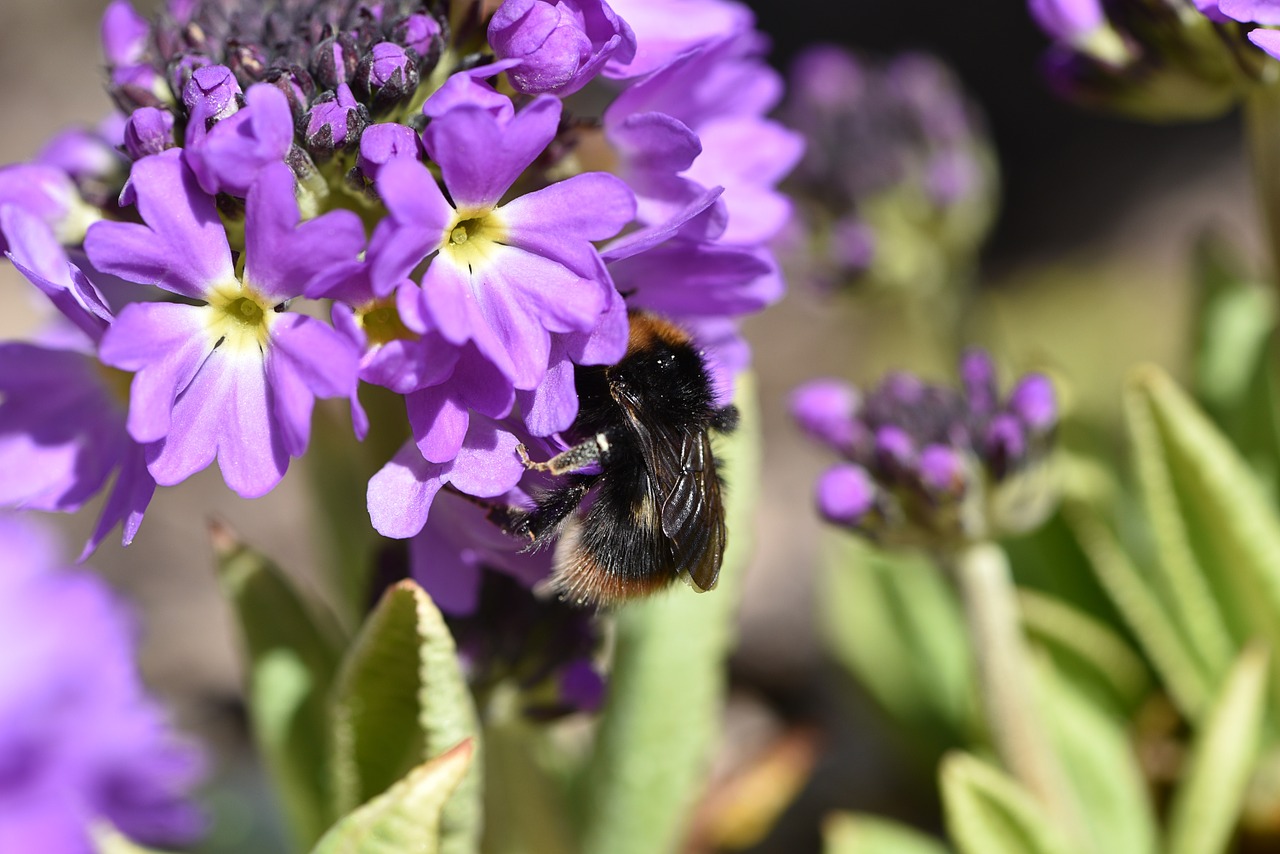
left=575, top=374, right=761, bottom=854
left=1124, top=369, right=1236, bottom=697
left=1165, top=643, right=1270, bottom=854
left=1133, top=366, right=1280, bottom=718
left=823, top=812, right=950, bottom=854
left=212, top=521, right=346, bottom=850
left=1018, top=588, right=1150, bottom=716
left=329, top=579, right=481, bottom=854
left=939, top=753, right=1072, bottom=854
left=1191, top=230, right=1275, bottom=414
left=1062, top=501, right=1212, bottom=719
left=311, top=739, right=475, bottom=854
left=820, top=535, right=975, bottom=757
left=1034, top=658, right=1158, bottom=854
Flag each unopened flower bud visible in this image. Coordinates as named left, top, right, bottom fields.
left=919, top=444, right=967, bottom=497
left=226, top=39, right=270, bottom=86
left=790, top=379, right=860, bottom=451
left=817, top=464, right=879, bottom=527
left=357, top=122, right=422, bottom=183
left=390, top=12, right=443, bottom=61
left=1009, top=374, right=1057, bottom=432
left=262, top=64, right=316, bottom=122
left=488, top=0, right=637, bottom=96
left=123, top=107, right=177, bottom=159
left=355, top=42, right=420, bottom=114
left=183, top=64, right=241, bottom=126
left=304, top=83, right=369, bottom=158
left=311, top=33, right=360, bottom=90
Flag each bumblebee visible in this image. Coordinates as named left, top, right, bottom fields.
left=500, top=312, right=738, bottom=605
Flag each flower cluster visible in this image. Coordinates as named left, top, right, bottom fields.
left=777, top=45, right=995, bottom=298
left=1027, top=0, right=1268, bottom=120
left=0, top=513, right=203, bottom=851
left=0, top=0, right=799, bottom=606
left=792, top=351, right=1059, bottom=551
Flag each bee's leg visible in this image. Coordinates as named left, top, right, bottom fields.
left=516, top=433, right=610, bottom=476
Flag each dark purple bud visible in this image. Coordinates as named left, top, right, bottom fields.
left=788, top=43, right=866, bottom=112
left=881, top=372, right=925, bottom=406
left=391, top=13, right=443, bottom=59
left=817, top=464, right=878, bottom=526
left=926, top=149, right=978, bottom=206
left=263, top=64, right=316, bottom=122
left=984, top=414, right=1026, bottom=478
left=357, top=123, right=422, bottom=182
left=311, top=33, right=360, bottom=90
left=304, top=84, right=369, bottom=157
left=123, top=107, right=177, bottom=159
left=790, top=378, right=860, bottom=452
left=226, top=40, right=270, bottom=86
left=874, top=425, right=915, bottom=474
left=355, top=42, right=421, bottom=113
left=108, top=64, right=168, bottom=113
left=960, top=348, right=998, bottom=414
left=1009, top=374, right=1057, bottom=432
left=918, top=444, right=967, bottom=497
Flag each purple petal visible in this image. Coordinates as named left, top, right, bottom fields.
left=266, top=315, right=360, bottom=457
left=85, top=151, right=233, bottom=298
left=408, top=385, right=471, bottom=463
left=1223, top=0, right=1280, bottom=24
left=2, top=206, right=111, bottom=341
left=447, top=418, right=526, bottom=497
left=500, top=172, right=635, bottom=276
left=244, top=164, right=366, bottom=300
left=817, top=464, right=877, bottom=525
left=518, top=342, right=579, bottom=435
left=421, top=68, right=519, bottom=120
left=601, top=186, right=725, bottom=262
left=602, top=0, right=752, bottom=78
left=1249, top=26, right=1280, bottom=59
left=102, top=0, right=150, bottom=65
left=184, top=84, right=295, bottom=196
left=424, top=96, right=561, bottom=209
left=82, top=443, right=156, bottom=558
left=368, top=440, right=448, bottom=538
left=99, top=302, right=211, bottom=444
left=147, top=348, right=287, bottom=497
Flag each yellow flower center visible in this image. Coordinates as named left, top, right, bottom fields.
left=358, top=299, right=418, bottom=346
left=205, top=280, right=275, bottom=355
left=441, top=209, right=508, bottom=270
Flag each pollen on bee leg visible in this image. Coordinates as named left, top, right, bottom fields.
left=517, top=435, right=607, bottom=475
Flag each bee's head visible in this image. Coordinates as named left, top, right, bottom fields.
left=608, top=316, right=715, bottom=422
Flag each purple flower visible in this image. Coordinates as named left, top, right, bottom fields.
left=0, top=512, right=204, bottom=850
left=123, top=108, right=177, bottom=160
left=605, top=30, right=803, bottom=245
left=488, top=0, right=637, bottom=96
left=0, top=205, right=154, bottom=556
left=371, top=84, right=635, bottom=391
left=303, top=83, right=370, bottom=157
left=84, top=152, right=365, bottom=498
left=354, top=42, right=420, bottom=112
left=1202, top=0, right=1280, bottom=60
left=792, top=352, right=1060, bottom=547
left=183, top=83, right=294, bottom=194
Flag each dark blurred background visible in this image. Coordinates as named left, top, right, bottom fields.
left=0, top=1, right=1259, bottom=851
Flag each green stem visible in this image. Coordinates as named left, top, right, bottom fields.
left=951, top=542, right=1077, bottom=836
left=1245, top=80, right=1280, bottom=291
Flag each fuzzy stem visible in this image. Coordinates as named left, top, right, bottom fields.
left=951, top=541, right=1077, bottom=833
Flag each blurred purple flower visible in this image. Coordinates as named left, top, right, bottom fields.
left=0, top=512, right=204, bottom=850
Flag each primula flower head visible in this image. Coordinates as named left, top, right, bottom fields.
left=792, top=351, right=1060, bottom=551
left=2, top=0, right=794, bottom=574
left=779, top=46, right=996, bottom=299
left=0, top=512, right=204, bottom=851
